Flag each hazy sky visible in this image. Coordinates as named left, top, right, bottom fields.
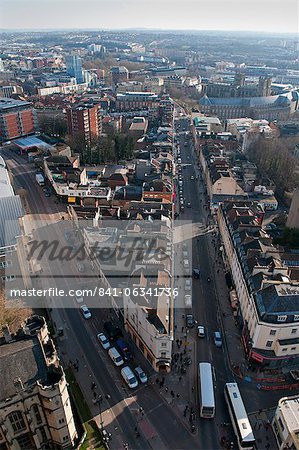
left=1, top=0, right=298, bottom=33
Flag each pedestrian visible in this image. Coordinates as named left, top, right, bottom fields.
left=183, top=348, right=187, bottom=355
left=258, top=423, right=262, bottom=430
left=180, top=353, right=183, bottom=362
left=171, top=390, right=175, bottom=398
left=181, top=326, right=184, bottom=333
left=192, top=386, right=195, bottom=392
left=156, top=377, right=159, bottom=384
left=179, top=376, right=182, bottom=382
left=93, top=391, right=97, bottom=399
left=165, top=387, right=169, bottom=393
left=176, top=393, right=180, bottom=398
left=179, top=339, right=182, bottom=346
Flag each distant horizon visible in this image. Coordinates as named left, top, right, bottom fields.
left=0, top=27, right=297, bottom=37
left=1, top=0, right=298, bottom=34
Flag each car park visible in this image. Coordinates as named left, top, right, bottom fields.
left=80, top=305, right=92, bottom=319
left=214, top=331, right=222, bottom=347
left=97, top=332, right=110, bottom=350
left=186, top=314, right=195, bottom=328
left=134, top=366, right=148, bottom=383
left=197, top=326, right=205, bottom=338
left=121, top=366, right=138, bottom=388
left=108, top=347, right=124, bottom=366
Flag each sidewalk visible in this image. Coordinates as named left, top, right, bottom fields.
left=248, top=408, right=278, bottom=450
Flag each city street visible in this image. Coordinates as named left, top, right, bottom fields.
left=1, top=130, right=283, bottom=449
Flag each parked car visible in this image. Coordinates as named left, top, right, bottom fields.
left=104, top=321, right=123, bottom=341
left=186, top=314, right=195, bottom=328
left=187, top=202, right=191, bottom=208
left=115, top=339, right=133, bottom=361
left=97, top=332, right=110, bottom=350
left=80, top=305, right=92, bottom=320
left=121, top=366, right=138, bottom=389
left=108, top=347, right=124, bottom=366
left=76, top=261, right=86, bottom=273
left=197, top=325, right=205, bottom=338
left=214, top=331, right=222, bottom=347
left=134, top=366, right=148, bottom=383
left=184, top=279, right=191, bottom=291
left=75, top=295, right=84, bottom=304
left=184, top=294, right=192, bottom=307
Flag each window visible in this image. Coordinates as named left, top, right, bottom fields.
left=8, top=411, right=26, bottom=433
left=291, top=329, right=297, bottom=334
left=63, top=436, right=69, bottom=442
left=0, top=260, right=12, bottom=268
left=270, top=330, right=276, bottom=336
left=58, top=418, right=65, bottom=424
left=282, top=348, right=287, bottom=352
left=266, top=341, right=273, bottom=347
left=291, top=347, right=296, bottom=351
left=278, top=417, right=285, bottom=431
left=160, top=352, right=167, bottom=359
left=40, top=427, right=47, bottom=442
left=32, top=404, right=42, bottom=424
left=1, top=275, right=15, bottom=282
left=277, top=315, right=287, bottom=322
left=161, top=343, right=167, bottom=348
left=16, top=433, right=34, bottom=450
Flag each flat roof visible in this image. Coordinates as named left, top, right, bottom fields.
left=13, top=136, right=53, bottom=150
left=0, top=97, right=32, bottom=111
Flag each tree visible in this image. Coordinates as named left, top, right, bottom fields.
left=247, top=135, right=298, bottom=195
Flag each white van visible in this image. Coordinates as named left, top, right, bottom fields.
left=108, top=347, right=124, bottom=366
left=121, top=366, right=138, bottom=389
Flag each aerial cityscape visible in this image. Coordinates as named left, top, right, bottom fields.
left=0, top=1, right=299, bottom=450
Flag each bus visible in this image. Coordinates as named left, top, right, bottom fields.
left=224, top=383, right=256, bottom=449
left=198, top=362, right=215, bottom=418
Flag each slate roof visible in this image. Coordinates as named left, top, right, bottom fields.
left=0, top=337, right=48, bottom=398
left=255, top=284, right=299, bottom=323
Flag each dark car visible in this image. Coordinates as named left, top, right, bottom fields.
left=115, top=339, right=133, bottom=361
left=186, top=314, right=195, bottom=328
left=193, top=268, right=200, bottom=279
left=103, top=321, right=123, bottom=341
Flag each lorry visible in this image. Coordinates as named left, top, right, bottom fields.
left=36, top=173, right=45, bottom=186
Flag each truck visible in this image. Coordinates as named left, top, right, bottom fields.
left=36, top=173, right=45, bottom=186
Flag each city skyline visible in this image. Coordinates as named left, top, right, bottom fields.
left=1, top=0, right=298, bottom=33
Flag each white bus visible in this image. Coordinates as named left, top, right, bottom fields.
left=224, top=383, right=256, bottom=449
left=198, top=362, right=215, bottom=418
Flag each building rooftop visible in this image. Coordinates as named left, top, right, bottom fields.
left=278, top=395, right=299, bottom=434
left=0, top=97, right=32, bottom=112
left=255, top=283, right=299, bottom=324
left=0, top=195, right=23, bottom=248
left=0, top=337, right=48, bottom=398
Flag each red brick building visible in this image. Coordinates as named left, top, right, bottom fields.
left=66, top=102, right=102, bottom=144
left=0, top=98, right=36, bottom=142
